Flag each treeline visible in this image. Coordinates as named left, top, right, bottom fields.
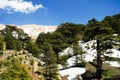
left=0, top=25, right=40, bottom=57
left=0, top=13, right=120, bottom=80
left=36, top=14, right=120, bottom=62
left=0, top=14, right=120, bottom=56
left=35, top=13, right=120, bottom=80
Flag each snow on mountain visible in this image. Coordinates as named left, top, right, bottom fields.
left=0, top=24, right=57, bottom=39
left=18, top=24, right=57, bottom=39
left=0, top=24, right=6, bottom=30
left=1, top=23, right=120, bottom=80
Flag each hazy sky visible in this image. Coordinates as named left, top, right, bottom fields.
left=0, top=0, right=120, bottom=26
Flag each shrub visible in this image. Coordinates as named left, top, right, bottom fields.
left=77, top=61, right=87, bottom=67
left=59, top=55, right=68, bottom=69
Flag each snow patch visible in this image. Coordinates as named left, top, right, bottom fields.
left=59, top=47, right=73, bottom=56
left=105, top=49, right=120, bottom=58
left=59, top=67, right=85, bottom=80
left=105, top=61, right=120, bottom=67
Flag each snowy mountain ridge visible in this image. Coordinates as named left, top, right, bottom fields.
left=0, top=24, right=57, bottom=39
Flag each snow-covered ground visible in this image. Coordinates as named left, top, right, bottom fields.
left=59, top=67, right=85, bottom=80
left=59, top=40, right=120, bottom=80
left=105, top=61, right=120, bottom=67
left=59, top=54, right=86, bottom=80
left=81, top=40, right=120, bottom=67
left=105, top=49, right=120, bottom=58
left=81, top=40, right=97, bottom=62
left=59, top=47, right=73, bottom=56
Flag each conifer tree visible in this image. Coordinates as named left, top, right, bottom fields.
left=83, top=19, right=115, bottom=80
left=73, top=41, right=86, bottom=67
left=41, top=42, right=58, bottom=80
left=0, top=35, right=4, bottom=50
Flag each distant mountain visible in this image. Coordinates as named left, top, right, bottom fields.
left=0, top=24, right=6, bottom=30
left=18, top=24, right=57, bottom=39
left=0, top=24, right=57, bottom=39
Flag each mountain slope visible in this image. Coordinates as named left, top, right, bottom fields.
left=0, top=24, right=6, bottom=30
left=0, top=24, right=57, bottom=39
left=18, top=24, right=57, bottom=39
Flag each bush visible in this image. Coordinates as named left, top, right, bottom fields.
left=59, top=55, right=68, bottom=68
left=103, top=67, right=120, bottom=78
left=0, top=51, right=3, bottom=56
left=77, top=61, right=87, bottom=67
left=81, top=71, right=96, bottom=80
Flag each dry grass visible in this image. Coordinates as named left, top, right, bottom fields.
left=85, top=62, right=120, bottom=78
left=61, top=75, right=68, bottom=80
left=85, top=62, right=96, bottom=72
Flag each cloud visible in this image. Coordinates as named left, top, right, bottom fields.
left=0, top=0, right=44, bottom=14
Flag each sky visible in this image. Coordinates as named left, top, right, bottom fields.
left=0, top=0, right=120, bottom=26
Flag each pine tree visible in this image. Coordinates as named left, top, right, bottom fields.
left=26, top=41, right=40, bottom=57
left=73, top=41, right=86, bottom=67
left=0, top=35, right=4, bottom=50
left=83, top=19, right=116, bottom=80
left=41, top=42, right=58, bottom=80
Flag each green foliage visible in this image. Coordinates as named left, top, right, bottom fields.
left=36, top=32, right=51, bottom=48
left=36, top=23, right=86, bottom=63
left=0, top=25, right=31, bottom=51
left=30, top=59, right=34, bottom=65
left=50, top=32, right=67, bottom=53
left=50, top=32, right=69, bottom=62
left=59, top=55, right=68, bottom=68
left=57, top=22, right=85, bottom=44
left=36, top=32, right=68, bottom=63
left=26, top=41, right=40, bottom=57
left=4, top=33, right=14, bottom=49
left=0, top=60, right=10, bottom=69
left=0, top=35, right=4, bottom=50
left=83, top=16, right=120, bottom=80
left=1, top=25, right=30, bottom=42
left=73, top=42, right=85, bottom=66
left=102, top=14, right=120, bottom=35
left=87, top=18, right=102, bottom=27
left=1, top=58, right=31, bottom=80
left=83, top=25, right=113, bottom=41
left=77, top=61, right=87, bottom=67
left=103, top=68, right=120, bottom=78
left=0, top=51, right=3, bottom=56
left=38, top=62, right=41, bottom=66
left=41, top=42, right=58, bottom=80
left=15, top=38, right=22, bottom=51
left=4, top=33, right=22, bottom=51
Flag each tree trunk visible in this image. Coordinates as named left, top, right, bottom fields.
left=96, top=39, right=102, bottom=80
left=49, top=65, right=52, bottom=80
left=57, top=53, right=59, bottom=63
